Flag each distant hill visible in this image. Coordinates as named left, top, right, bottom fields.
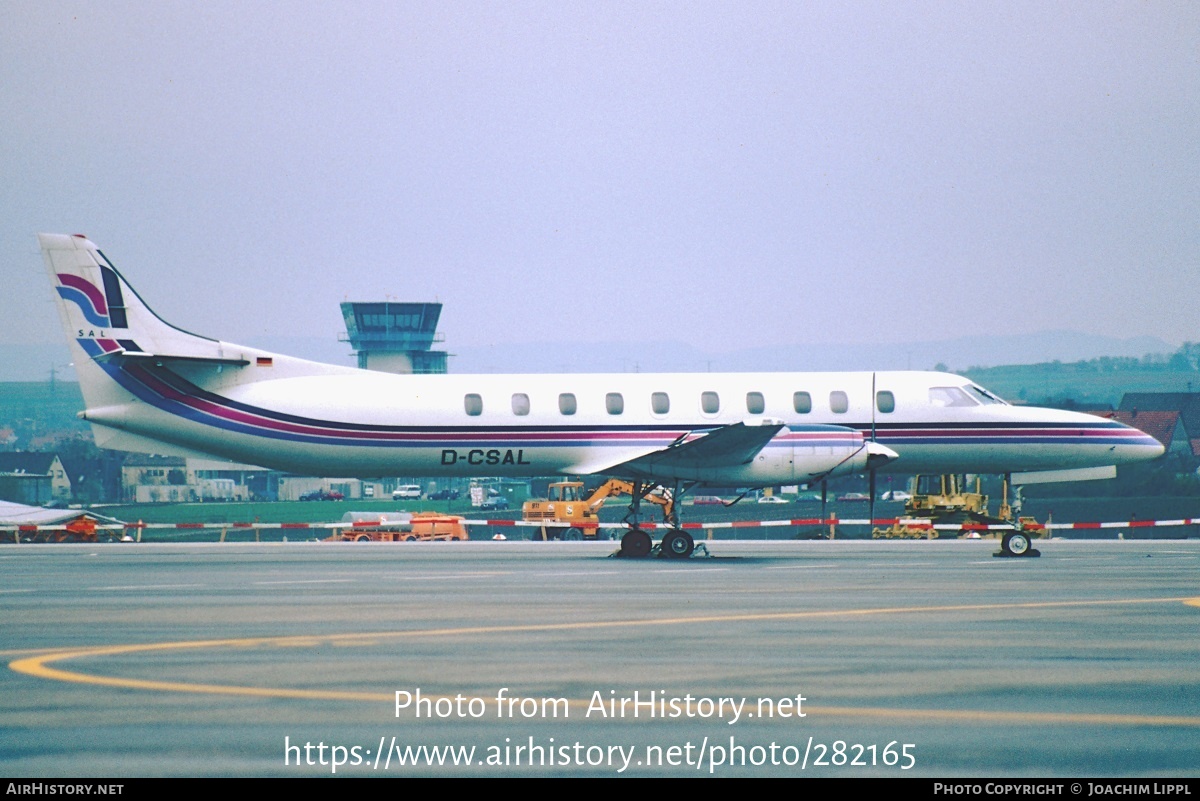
left=0, top=381, right=88, bottom=448
left=964, top=364, right=1200, bottom=409
left=2, top=330, right=1175, bottom=380
left=5, top=337, right=1192, bottom=443
left=442, top=331, right=1178, bottom=375
left=4, top=356, right=1196, bottom=450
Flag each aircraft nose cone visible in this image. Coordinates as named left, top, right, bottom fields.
left=1115, top=424, right=1164, bottom=462
left=865, top=440, right=900, bottom=470
left=1138, top=434, right=1166, bottom=460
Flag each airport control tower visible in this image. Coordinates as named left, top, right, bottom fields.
left=340, top=302, right=449, bottom=374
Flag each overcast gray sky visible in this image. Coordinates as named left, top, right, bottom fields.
left=3, top=1, right=1197, bottom=361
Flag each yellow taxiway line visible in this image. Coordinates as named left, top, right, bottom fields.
left=11, top=596, right=1200, bottom=727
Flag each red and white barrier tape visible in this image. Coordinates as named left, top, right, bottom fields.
left=2, top=516, right=1197, bottom=534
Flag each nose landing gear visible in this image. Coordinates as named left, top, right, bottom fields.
left=998, top=531, right=1040, bottom=558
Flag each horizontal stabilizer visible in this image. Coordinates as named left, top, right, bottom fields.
left=98, top=350, right=250, bottom=367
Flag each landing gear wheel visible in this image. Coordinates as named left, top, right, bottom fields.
left=660, top=529, right=695, bottom=559
left=1002, top=532, right=1030, bottom=557
left=619, top=528, right=653, bottom=558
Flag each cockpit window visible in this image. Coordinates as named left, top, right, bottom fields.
left=967, top=384, right=1007, bottom=405
left=928, top=386, right=978, bottom=407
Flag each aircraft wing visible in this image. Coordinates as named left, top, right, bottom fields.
left=568, top=420, right=786, bottom=479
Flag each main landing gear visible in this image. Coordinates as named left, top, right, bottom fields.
left=615, top=480, right=698, bottom=559
left=617, top=527, right=695, bottom=559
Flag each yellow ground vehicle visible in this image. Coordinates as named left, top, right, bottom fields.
left=872, top=474, right=1043, bottom=556
left=524, top=480, right=673, bottom=540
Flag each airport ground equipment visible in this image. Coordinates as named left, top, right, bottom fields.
left=326, top=511, right=467, bottom=542
left=871, top=474, right=1044, bottom=557
left=7, top=516, right=109, bottom=543
left=524, top=479, right=673, bottom=541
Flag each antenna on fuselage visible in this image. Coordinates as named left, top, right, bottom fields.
left=868, top=372, right=877, bottom=531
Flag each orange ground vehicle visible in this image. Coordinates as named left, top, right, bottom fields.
left=12, top=516, right=109, bottom=543
left=327, top=512, right=468, bottom=542
left=523, top=480, right=673, bottom=540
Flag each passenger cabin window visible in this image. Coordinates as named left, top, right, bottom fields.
left=929, top=386, right=977, bottom=407
left=746, top=392, right=765, bottom=414
left=651, top=392, right=670, bottom=415
left=606, top=392, right=624, bottom=415
left=511, top=393, right=530, bottom=416
left=876, top=390, right=895, bottom=414
left=830, top=390, right=849, bottom=414
left=558, top=393, right=577, bottom=415
left=464, top=393, right=483, bottom=416
left=701, top=391, right=720, bottom=414
left=793, top=391, right=812, bottom=414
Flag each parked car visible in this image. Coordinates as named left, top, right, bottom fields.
left=691, top=495, right=725, bottom=505
left=299, top=489, right=344, bottom=501
left=879, top=490, right=912, bottom=501
left=836, top=492, right=870, bottom=502
left=479, top=497, right=509, bottom=511
left=757, top=495, right=789, bottom=504
left=392, top=485, right=423, bottom=500
left=427, top=488, right=460, bottom=501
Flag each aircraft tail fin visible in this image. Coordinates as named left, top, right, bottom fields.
left=39, top=233, right=356, bottom=459
left=40, top=232, right=235, bottom=365
left=40, top=232, right=269, bottom=442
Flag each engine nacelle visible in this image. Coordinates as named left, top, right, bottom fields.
left=640, top=425, right=896, bottom=486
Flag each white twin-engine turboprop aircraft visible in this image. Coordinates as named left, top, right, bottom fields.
left=40, top=233, right=1163, bottom=558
